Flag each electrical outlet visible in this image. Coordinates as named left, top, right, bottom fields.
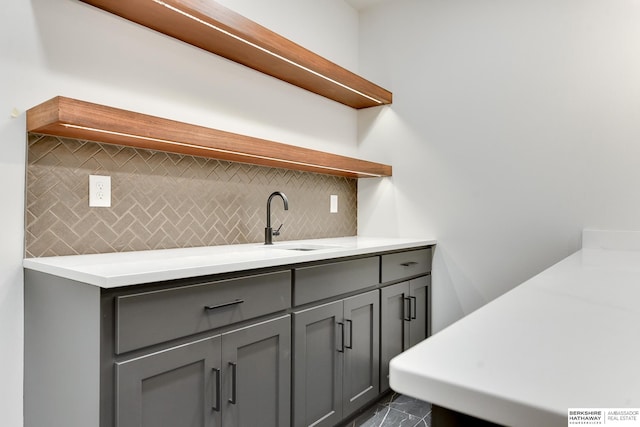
left=330, top=194, right=338, bottom=213
left=89, top=175, right=111, bottom=207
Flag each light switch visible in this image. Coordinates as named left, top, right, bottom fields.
left=330, top=194, right=338, bottom=213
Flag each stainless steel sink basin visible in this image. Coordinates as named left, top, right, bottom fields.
left=269, top=243, right=344, bottom=251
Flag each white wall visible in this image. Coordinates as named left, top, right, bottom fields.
left=357, top=0, right=640, bottom=331
left=0, top=1, right=360, bottom=425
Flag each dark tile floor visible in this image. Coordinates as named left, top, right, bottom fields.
left=341, top=392, right=432, bottom=427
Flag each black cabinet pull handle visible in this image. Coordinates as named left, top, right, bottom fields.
left=204, top=299, right=244, bottom=311
left=403, top=296, right=411, bottom=321
left=337, top=322, right=345, bottom=353
left=211, top=367, right=221, bottom=411
left=400, top=261, right=418, bottom=267
left=228, top=362, right=237, bottom=404
left=345, top=319, right=353, bottom=349
left=410, top=296, right=417, bottom=320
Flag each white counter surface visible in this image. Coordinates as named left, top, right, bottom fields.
left=23, top=236, right=435, bottom=288
left=390, top=230, right=640, bottom=427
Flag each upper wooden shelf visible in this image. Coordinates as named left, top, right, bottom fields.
left=79, top=0, right=392, bottom=109
left=26, top=97, right=392, bottom=178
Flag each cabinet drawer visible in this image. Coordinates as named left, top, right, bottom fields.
left=115, top=270, right=291, bottom=354
left=294, top=257, right=379, bottom=306
left=381, top=248, right=432, bottom=283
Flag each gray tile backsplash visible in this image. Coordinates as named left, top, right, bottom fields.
left=26, top=134, right=357, bottom=257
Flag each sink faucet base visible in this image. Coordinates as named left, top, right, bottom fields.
left=265, top=227, right=274, bottom=245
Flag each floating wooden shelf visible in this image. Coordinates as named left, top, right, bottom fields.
left=26, top=97, right=392, bottom=178
left=79, top=0, right=392, bottom=109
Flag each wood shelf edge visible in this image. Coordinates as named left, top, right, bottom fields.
left=26, top=97, right=392, bottom=179
left=79, top=0, right=392, bottom=109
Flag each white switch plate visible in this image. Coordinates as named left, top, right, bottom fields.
left=89, top=175, right=111, bottom=207
left=330, top=194, right=338, bottom=213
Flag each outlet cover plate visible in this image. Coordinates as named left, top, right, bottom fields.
left=89, top=175, right=111, bottom=207
left=330, top=194, right=338, bottom=213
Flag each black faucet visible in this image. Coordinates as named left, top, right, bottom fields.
left=265, top=191, right=289, bottom=245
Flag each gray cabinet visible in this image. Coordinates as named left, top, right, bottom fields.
left=381, top=248, right=432, bottom=283
left=116, top=336, right=221, bottom=427
left=115, top=271, right=291, bottom=354
left=24, top=244, right=433, bottom=427
left=293, top=300, right=343, bottom=427
left=116, top=315, right=290, bottom=427
left=294, top=257, right=379, bottom=306
left=293, top=291, right=379, bottom=427
left=380, top=275, right=431, bottom=391
left=221, top=316, right=291, bottom=427
left=342, top=291, right=380, bottom=416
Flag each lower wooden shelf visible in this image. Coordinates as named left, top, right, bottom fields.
left=26, top=96, right=392, bottom=178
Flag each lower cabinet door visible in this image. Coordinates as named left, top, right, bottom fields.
left=293, top=301, right=344, bottom=427
left=115, top=336, right=221, bottom=427
left=409, top=275, right=430, bottom=347
left=380, top=282, right=410, bottom=391
left=380, top=276, right=431, bottom=391
left=221, top=315, right=291, bottom=427
left=342, top=290, right=380, bottom=417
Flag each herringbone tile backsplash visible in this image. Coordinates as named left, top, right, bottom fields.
left=26, top=135, right=357, bottom=257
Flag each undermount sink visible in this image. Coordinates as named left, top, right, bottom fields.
left=282, top=247, right=316, bottom=251
left=269, top=243, right=344, bottom=251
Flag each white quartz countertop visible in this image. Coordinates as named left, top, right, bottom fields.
left=390, top=230, right=640, bottom=427
left=23, top=236, right=435, bottom=288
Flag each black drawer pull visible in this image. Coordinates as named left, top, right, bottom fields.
left=403, top=296, right=412, bottom=321
left=211, top=367, right=221, bottom=411
left=337, top=322, right=345, bottom=353
left=204, top=299, right=244, bottom=311
left=345, top=319, right=353, bottom=350
left=400, top=261, right=419, bottom=267
left=229, top=362, right=237, bottom=404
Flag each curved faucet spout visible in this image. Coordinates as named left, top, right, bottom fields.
left=265, top=191, right=289, bottom=245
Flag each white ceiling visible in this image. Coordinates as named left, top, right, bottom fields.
left=344, top=0, right=393, bottom=11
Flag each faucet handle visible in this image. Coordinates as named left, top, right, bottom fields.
left=273, top=223, right=284, bottom=236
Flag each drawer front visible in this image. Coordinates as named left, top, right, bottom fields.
left=381, top=248, right=432, bottom=283
left=294, top=257, right=379, bottom=306
left=115, top=270, right=291, bottom=354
